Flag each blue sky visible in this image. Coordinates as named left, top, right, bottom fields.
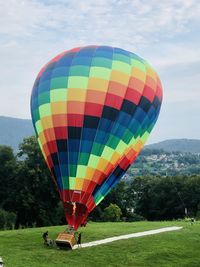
left=0, top=0, right=200, bottom=143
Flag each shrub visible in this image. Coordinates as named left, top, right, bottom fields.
left=125, top=212, right=145, bottom=222
left=103, top=204, right=122, bottom=222
left=0, top=209, right=16, bottom=230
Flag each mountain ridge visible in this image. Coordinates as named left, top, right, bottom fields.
left=1, top=116, right=200, bottom=153
left=147, top=139, right=200, bottom=153
left=0, top=116, right=34, bottom=151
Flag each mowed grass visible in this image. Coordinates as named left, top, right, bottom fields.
left=1, top=221, right=200, bottom=267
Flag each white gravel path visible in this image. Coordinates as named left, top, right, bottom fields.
left=73, top=226, right=182, bottom=249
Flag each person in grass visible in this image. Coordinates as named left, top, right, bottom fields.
left=190, top=217, right=195, bottom=225
left=77, top=232, right=82, bottom=247
left=42, top=231, right=53, bottom=246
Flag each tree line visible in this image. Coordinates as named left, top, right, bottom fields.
left=0, top=136, right=200, bottom=229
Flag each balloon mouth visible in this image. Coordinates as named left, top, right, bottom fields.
left=64, top=202, right=88, bottom=230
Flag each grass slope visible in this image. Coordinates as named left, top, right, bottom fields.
left=0, top=221, right=200, bottom=267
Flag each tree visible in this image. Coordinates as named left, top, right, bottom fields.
left=0, top=146, right=17, bottom=209
left=13, top=136, right=61, bottom=227
left=90, top=180, right=132, bottom=221
left=103, top=203, right=122, bottom=222
left=99, top=181, right=129, bottom=214
left=0, top=209, right=7, bottom=229
left=184, top=175, right=200, bottom=217
left=130, top=175, right=200, bottom=220
left=0, top=209, right=16, bottom=229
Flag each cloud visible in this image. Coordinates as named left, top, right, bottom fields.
left=148, top=44, right=200, bottom=69
left=0, top=0, right=200, bottom=145
left=148, top=99, right=200, bottom=144
left=139, top=42, right=200, bottom=104
left=1, top=0, right=200, bottom=45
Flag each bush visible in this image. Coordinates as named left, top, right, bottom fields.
left=0, top=209, right=16, bottom=230
left=102, top=204, right=122, bottom=222
left=0, top=209, right=6, bottom=229
left=195, top=211, right=200, bottom=220
left=125, top=212, right=145, bottom=222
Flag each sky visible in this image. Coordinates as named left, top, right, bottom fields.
left=0, top=0, right=200, bottom=144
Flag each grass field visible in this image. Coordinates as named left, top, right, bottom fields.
left=0, top=221, right=200, bottom=267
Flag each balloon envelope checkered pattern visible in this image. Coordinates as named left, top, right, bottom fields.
left=31, top=45, right=163, bottom=229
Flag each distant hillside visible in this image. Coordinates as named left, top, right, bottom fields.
left=1, top=116, right=200, bottom=154
left=147, top=139, right=200, bottom=154
left=126, top=149, right=200, bottom=178
left=0, top=116, right=34, bottom=151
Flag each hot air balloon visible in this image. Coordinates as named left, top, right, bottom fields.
left=31, top=45, right=163, bottom=230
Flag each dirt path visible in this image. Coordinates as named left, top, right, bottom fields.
left=73, top=226, right=182, bottom=249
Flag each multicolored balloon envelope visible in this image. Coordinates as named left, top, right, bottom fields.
left=31, top=45, right=163, bottom=229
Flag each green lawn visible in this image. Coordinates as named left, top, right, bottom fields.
left=0, top=221, right=200, bottom=267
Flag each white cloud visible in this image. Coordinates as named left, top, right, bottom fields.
left=1, top=0, right=200, bottom=43
left=148, top=99, right=200, bottom=143
left=0, top=0, right=200, bottom=142
left=148, top=44, right=200, bottom=69
left=140, top=42, right=200, bottom=104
